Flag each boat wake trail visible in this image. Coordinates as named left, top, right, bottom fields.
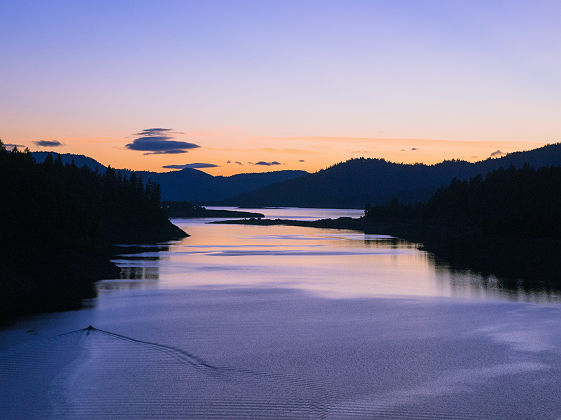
left=2, top=326, right=330, bottom=419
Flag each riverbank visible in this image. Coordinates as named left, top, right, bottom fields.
left=0, top=221, right=187, bottom=323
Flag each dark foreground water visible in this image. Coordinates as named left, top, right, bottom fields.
left=2, top=208, right=561, bottom=418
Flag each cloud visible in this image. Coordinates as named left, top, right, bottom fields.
left=253, top=161, right=281, bottom=166
left=411, top=147, right=418, bottom=151
left=235, top=161, right=243, bottom=165
left=298, top=159, right=305, bottom=162
left=490, top=150, right=506, bottom=158
left=162, top=163, right=219, bottom=169
left=135, top=128, right=184, bottom=136
left=34, top=140, right=64, bottom=147
left=126, top=127, right=199, bottom=155
left=4, top=143, right=25, bottom=149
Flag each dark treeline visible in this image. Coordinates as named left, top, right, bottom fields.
left=366, top=165, right=561, bottom=288
left=0, top=141, right=186, bottom=320
left=367, top=164, right=561, bottom=239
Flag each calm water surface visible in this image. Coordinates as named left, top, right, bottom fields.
left=2, top=207, right=561, bottom=418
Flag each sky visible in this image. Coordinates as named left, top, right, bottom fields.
left=1, top=0, right=559, bottom=175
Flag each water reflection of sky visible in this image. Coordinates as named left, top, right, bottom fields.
left=101, top=208, right=561, bottom=304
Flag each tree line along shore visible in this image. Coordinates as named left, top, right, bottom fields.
left=0, top=142, right=187, bottom=321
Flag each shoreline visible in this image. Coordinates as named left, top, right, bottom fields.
left=0, top=220, right=188, bottom=325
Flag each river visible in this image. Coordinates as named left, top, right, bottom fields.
left=2, top=208, right=561, bottom=418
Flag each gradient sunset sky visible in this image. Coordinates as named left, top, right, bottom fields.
left=1, top=0, right=559, bottom=175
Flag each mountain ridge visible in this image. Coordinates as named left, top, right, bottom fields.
left=224, top=143, right=561, bottom=208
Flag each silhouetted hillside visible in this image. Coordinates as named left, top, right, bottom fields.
left=31, top=151, right=107, bottom=172
left=368, top=164, right=561, bottom=239
left=137, top=168, right=308, bottom=202
left=2, top=144, right=186, bottom=320
left=226, top=143, right=561, bottom=208
left=30, top=151, right=308, bottom=203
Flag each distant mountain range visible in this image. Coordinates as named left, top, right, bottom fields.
left=31, top=143, right=561, bottom=208
left=223, top=143, right=561, bottom=208
left=135, top=168, right=308, bottom=202
left=30, top=151, right=307, bottom=203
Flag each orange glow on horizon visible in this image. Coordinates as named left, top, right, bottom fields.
left=5, top=132, right=551, bottom=176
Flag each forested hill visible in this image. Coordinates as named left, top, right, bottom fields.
left=1, top=144, right=186, bottom=319
left=225, top=143, right=561, bottom=208
left=31, top=151, right=107, bottom=172
left=363, top=164, right=561, bottom=285
left=368, top=164, right=561, bottom=239
left=135, top=168, right=308, bottom=202
left=30, top=151, right=307, bottom=203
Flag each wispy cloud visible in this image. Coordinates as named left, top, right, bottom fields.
left=4, top=143, right=26, bottom=152
left=490, top=150, right=506, bottom=158
left=298, top=159, right=305, bottom=162
left=34, top=140, right=64, bottom=147
left=126, top=128, right=199, bottom=155
left=162, top=162, right=219, bottom=169
left=253, top=161, right=281, bottom=166
left=235, top=161, right=243, bottom=165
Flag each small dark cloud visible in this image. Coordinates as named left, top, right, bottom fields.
left=126, top=128, right=199, bottom=155
left=298, top=159, right=305, bottom=162
left=235, top=161, right=243, bottom=165
left=411, top=147, right=418, bottom=151
left=34, top=140, right=63, bottom=147
left=135, top=128, right=184, bottom=136
left=226, top=160, right=231, bottom=164
left=490, top=150, right=505, bottom=158
left=4, top=143, right=25, bottom=149
left=162, top=163, right=219, bottom=169
left=254, top=161, right=281, bottom=166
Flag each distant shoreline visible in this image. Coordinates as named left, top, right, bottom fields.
left=163, top=201, right=265, bottom=219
